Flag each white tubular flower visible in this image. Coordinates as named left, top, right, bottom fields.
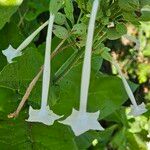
left=122, top=34, right=140, bottom=51
left=26, top=14, right=62, bottom=125
left=112, top=60, right=147, bottom=117
left=2, top=20, right=49, bottom=63
left=59, top=0, right=104, bottom=136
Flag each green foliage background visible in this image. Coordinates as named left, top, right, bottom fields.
left=0, top=0, right=150, bottom=149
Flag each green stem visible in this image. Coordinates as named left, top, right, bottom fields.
left=53, top=33, right=107, bottom=84
left=65, top=21, right=78, bottom=51
left=93, top=25, right=105, bottom=43
left=94, top=32, right=107, bottom=49
left=53, top=49, right=84, bottom=83
left=77, top=11, right=83, bottom=24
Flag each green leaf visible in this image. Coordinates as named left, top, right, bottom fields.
left=0, top=88, right=78, bottom=149
left=52, top=61, right=137, bottom=119
left=105, top=107, right=128, bottom=127
left=0, top=22, right=24, bottom=49
left=25, top=0, right=49, bottom=21
left=0, top=47, right=43, bottom=90
left=122, top=11, right=140, bottom=25
left=0, top=1, right=22, bottom=29
left=116, top=23, right=127, bottom=35
left=140, top=9, right=150, bottom=21
left=53, top=25, right=69, bottom=39
left=90, top=55, right=103, bottom=72
left=75, top=125, right=117, bottom=149
left=76, top=0, right=87, bottom=10
left=111, top=128, right=127, bottom=150
left=0, top=38, right=75, bottom=105
left=0, top=53, right=6, bottom=71
left=0, top=22, right=24, bottom=70
left=72, top=23, right=87, bottom=35
left=75, top=131, right=100, bottom=149
left=49, top=0, right=64, bottom=15
left=64, top=0, right=74, bottom=24
left=107, top=23, right=127, bottom=40
left=55, top=12, right=66, bottom=25
left=51, top=37, right=75, bottom=75
left=118, top=0, right=139, bottom=11
left=139, top=0, right=150, bottom=7
left=71, top=23, right=87, bottom=48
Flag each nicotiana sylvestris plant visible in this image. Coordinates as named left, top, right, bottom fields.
left=26, top=13, right=62, bottom=125
left=2, top=20, right=48, bottom=63
left=59, top=0, right=104, bottom=136
left=112, top=60, right=147, bottom=117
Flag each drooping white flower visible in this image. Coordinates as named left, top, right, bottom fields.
left=59, top=0, right=104, bottom=136
left=2, top=20, right=48, bottom=63
left=26, top=14, right=62, bottom=125
left=112, top=60, right=147, bottom=117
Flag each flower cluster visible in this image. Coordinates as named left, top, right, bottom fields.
left=3, top=0, right=147, bottom=136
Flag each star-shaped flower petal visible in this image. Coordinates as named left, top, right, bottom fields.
left=2, top=45, right=22, bottom=63
left=26, top=106, right=62, bottom=126
left=59, top=109, right=104, bottom=136
left=128, top=102, right=147, bottom=117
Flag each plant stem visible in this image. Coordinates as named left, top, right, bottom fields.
left=93, top=25, right=105, bottom=43
left=53, top=49, right=84, bottom=83
left=8, top=67, right=43, bottom=118
left=18, top=8, right=29, bottom=27
left=77, top=11, right=83, bottom=24
left=94, top=32, right=107, bottom=49
left=65, top=21, right=78, bottom=51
